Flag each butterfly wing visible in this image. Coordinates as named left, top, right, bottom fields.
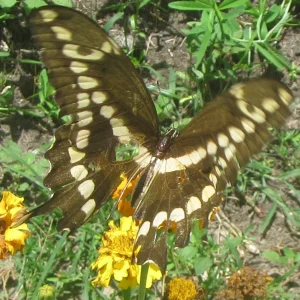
left=23, top=6, right=294, bottom=272
left=134, top=79, right=293, bottom=268
left=27, top=6, right=159, bottom=229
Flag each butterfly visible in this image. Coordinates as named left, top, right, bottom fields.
left=21, top=6, right=294, bottom=270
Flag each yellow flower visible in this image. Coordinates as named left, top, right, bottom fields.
left=167, top=277, right=202, bottom=300
left=0, top=191, right=30, bottom=259
left=91, top=216, right=162, bottom=289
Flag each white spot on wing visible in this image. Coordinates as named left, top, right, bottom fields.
left=75, top=111, right=93, bottom=127
left=197, top=147, right=207, bottom=159
left=176, top=155, right=192, bottom=166
left=112, top=126, right=130, bottom=137
left=217, top=133, right=229, bottom=148
left=236, top=100, right=266, bottom=123
left=278, top=87, right=292, bottom=106
left=177, top=147, right=207, bottom=166
left=261, top=97, right=280, bottom=113
left=76, top=129, right=90, bottom=149
left=207, top=140, right=217, bottom=155
left=224, top=147, right=234, bottom=161
left=209, top=173, right=218, bottom=188
left=187, top=196, right=202, bottom=214
left=70, top=165, right=88, bottom=181
left=152, top=211, right=168, bottom=227
left=202, top=185, right=215, bottom=202
left=189, top=150, right=202, bottom=165
left=78, top=180, right=95, bottom=199
left=218, top=157, right=227, bottom=168
left=228, top=126, right=245, bottom=143
left=241, top=118, right=255, bottom=134
left=170, top=208, right=185, bottom=222
left=62, top=44, right=104, bottom=60
left=101, top=41, right=112, bottom=53
left=70, top=61, right=88, bottom=74
left=77, top=76, right=99, bottom=89
left=81, top=199, right=96, bottom=222
left=110, top=118, right=125, bottom=127
left=68, top=147, right=85, bottom=163
left=92, top=91, right=107, bottom=104
left=137, top=221, right=151, bottom=239
left=159, top=158, right=185, bottom=173
left=215, top=166, right=221, bottom=176
left=100, top=105, right=115, bottom=118
left=229, top=83, right=245, bottom=99
left=51, top=26, right=72, bottom=41
left=77, top=93, right=90, bottom=108
left=38, top=10, right=58, bottom=22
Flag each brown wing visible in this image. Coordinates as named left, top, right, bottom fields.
left=24, top=6, right=159, bottom=229
left=134, top=79, right=293, bottom=269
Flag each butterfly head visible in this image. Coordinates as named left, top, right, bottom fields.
left=155, top=129, right=179, bottom=158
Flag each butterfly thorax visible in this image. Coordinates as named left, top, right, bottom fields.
left=154, top=129, right=179, bottom=159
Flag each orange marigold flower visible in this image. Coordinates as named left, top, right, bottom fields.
left=167, top=277, right=202, bottom=300
left=208, top=206, right=220, bottom=221
left=112, top=174, right=139, bottom=216
left=91, top=216, right=162, bottom=289
left=0, top=191, right=30, bottom=259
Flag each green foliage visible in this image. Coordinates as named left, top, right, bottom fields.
left=236, top=130, right=300, bottom=237
left=264, top=247, right=300, bottom=299
left=0, top=0, right=299, bottom=299
left=168, top=0, right=299, bottom=114
left=0, top=141, right=49, bottom=196
left=6, top=220, right=110, bottom=300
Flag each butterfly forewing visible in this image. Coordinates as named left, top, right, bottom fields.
left=23, top=6, right=294, bottom=271
left=28, top=6, right=159, bottom=229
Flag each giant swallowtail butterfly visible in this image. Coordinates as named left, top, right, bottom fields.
left=23, top=6, right=293, bottom=270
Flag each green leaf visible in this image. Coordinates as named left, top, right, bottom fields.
left=261, top=188, right=300, bottom=227
left=169, top=1, right=213, bottom=11
left=223, top=18, right=242, bottom=38
left=265, top=4, right=281, bottom=24
left=259, top=202, right=277, bottom=233
left=0, top=51, right=10, bottom=57
left=263, top=251, right=288, bottom=264
left=195, top=19, right=212, bottom=67
left=219, top=0, right=247, bottom=10
left=283, top=248, right=295, bottom=260
left=194, top=256, right=213, bottom=275
left=22, top=0, right=48, bottom=14
left=0, top=141, right=49, bottom=191
left=226, top=237, right=243, bottom=267
left=260, top=20, right=268, bottom=39
left=255, top=43, right=292, bottom=70
left=179, top=246, right=198, bottom=260
left=0, top=0, right=18, bottom=9
left=0, top=85, right=14, bottom=106
left=104, top=12, right=124, bottom=32
left=279, top=169, right=300, bottom=180
left=295, top=253, right=300, bottom=263
left=52, top=0, right=73, bottom=7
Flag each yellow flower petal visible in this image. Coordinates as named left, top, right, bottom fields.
left=113, top=259, right=130, bottom=281
left=91, top=216, right=162, bottom=289
left=168, top=277, right=198, bottom=300
left=0, top=191, right=30, bottom=259
left=137, top=264, right=163, bottom=288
